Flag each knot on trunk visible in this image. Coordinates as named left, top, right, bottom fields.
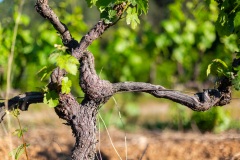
left=79, top=51, right=113, bottom=100
left=48, top=67, right=67, bottom=92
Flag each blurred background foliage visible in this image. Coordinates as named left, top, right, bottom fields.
left=0, top=0, right=239, bottom=133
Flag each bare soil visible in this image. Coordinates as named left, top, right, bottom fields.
left=0, top=104, right=240, bottom=160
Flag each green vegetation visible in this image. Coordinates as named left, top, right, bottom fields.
left=1, top=0, right=240, bottom=134
left=10, top=109, right=29, bottom=160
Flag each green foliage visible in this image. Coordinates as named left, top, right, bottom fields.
left=2, top=0, right=235, bottom=93
left=215, top=0, right=240, bottom=37
left=41, top=49, right=78, bottom=96
left=37, top=65, right=56, bottom=81
left=169, top=104, right=191, bottom=130
left=191, top=107, right=230, bottom=133
left=126, top=7, right=140, bottom=29
left=10, top=108, right=29, bottom=160
left=214, top=0, right=240, bottom=91
left=56, top=54, right=79, bottom=75
left=135, top=0, right=148, bottom=14
left=43, top=91, right=59, bottom=108
left=61, top=77, right=72, bottom=94
left=13, top=128, right=28, bottom=138
left=206, top=59, right=230, bottom=77
left=85, top=0, right=148, bottom=28
left=9, top=144, right=30, bottom=160
left=37, top=44, right=78, bottom=82
left=10, top=109, right=20, bottom=117
left=0, top=1, right=87, bottom=92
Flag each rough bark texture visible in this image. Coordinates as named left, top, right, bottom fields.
left=54, top=94, right=99, bottom=160
left=0, top=0, right=238, bottom=160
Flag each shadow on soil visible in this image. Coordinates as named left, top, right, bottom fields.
left=37, top=145, right=110, bottom=160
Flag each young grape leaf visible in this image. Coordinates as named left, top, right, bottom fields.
left=43, top=91, right=59, bottom=108
left=207, top=59, right=229, bottom=77
left=61, top=77, right=72, bottom=94
left=56, top=55, right=79, bottom=75
left=108, top=9, right=117, bottom=19
left=126, top=7, right=140, bottom=29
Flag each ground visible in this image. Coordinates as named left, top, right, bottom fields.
left=0, top=103, right=240, bottom=160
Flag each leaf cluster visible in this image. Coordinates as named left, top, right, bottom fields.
left=85, top=0, right=148, bottom=29
left=38, top=45, right=79, bottom=108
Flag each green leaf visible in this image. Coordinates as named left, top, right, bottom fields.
left=10, top=109, right=20, bottom=118
left=96, top=0, right=115, bottom=12
left=9, top=144, right=30, bottom=160
left=108, top=9, right=117, bottom=19
left=56, top=55, right=79, bottom=75
left=37, top=65, right=55, bottom=81
left=136, top=0, right=148, bottom=14
left=61, top=77, right=72, bottom=94
left=207, top=59, right=229, bottom=77
left=234, top=11, right=240, bottom=36
left=13, top=128, right=28, bottom=138
left=43, top=91, right=59, bottom=108
left=126, top=7, right=140, bottom=29
left=85, top=0, right=98, bottom=7
left=215, top=12, right=234, bottom=36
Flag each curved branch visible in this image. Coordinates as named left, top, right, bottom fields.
left=79, top=51, right=113, bottom=101
left=35, top=0, right=78, bottom=49
left=112, top=81, right=231, bottom=111
left=72, top=21, right=111, bottom=59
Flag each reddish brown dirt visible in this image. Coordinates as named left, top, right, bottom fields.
left=0, top=105, right=240, bottom=160
left=98, top=129, right=240, bottom=160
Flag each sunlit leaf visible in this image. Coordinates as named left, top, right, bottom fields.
left=85, top=0, right=98, bottom=7
left=56, top=55, right=79, bottom=75
left=207, top=59, right=229, bottom=77
left=13, top=128, right=28, bottom=138
left=43, top=91, right=59, bottom=108
left=126, top=7, right=140, bottom=29
left=9, top=144, right=30, bottom=160
left=61, top=77, right=72, bottom=94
